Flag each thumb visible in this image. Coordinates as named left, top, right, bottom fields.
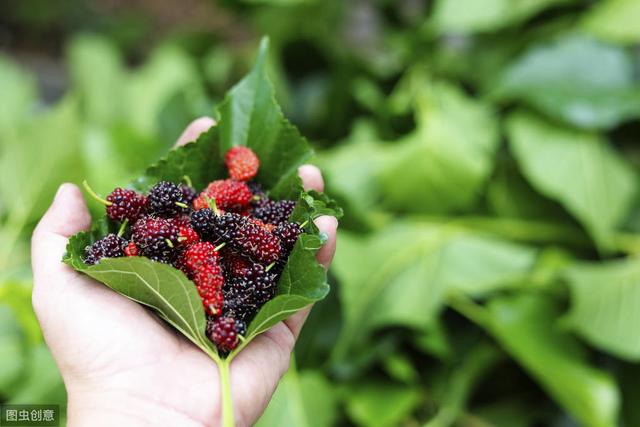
left=31, top=183, right=91, bottom=301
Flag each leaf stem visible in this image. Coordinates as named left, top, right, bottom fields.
left=82, top=180, right=112, bottom=206
left=183, top=175, right=193, bottom=188
left=218, top=358, right=236, bottom=427
left=446, top=291, right=492, bottom=329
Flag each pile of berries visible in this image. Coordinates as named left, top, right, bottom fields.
left=83, top=146, right=304, bottom=353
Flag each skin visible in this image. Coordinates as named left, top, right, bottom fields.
left=31, top=117, right=338, bottom=427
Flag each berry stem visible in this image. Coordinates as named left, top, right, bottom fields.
left=265, top=262, right=276, bottom=272
left=206, top=196, right=220, bottom=216
left=175, top=201, right=189, bottom=209
left=82, top=180, right=113, bottom=206
left=218, top=359, right=236, bottom=427
left=299, top=220, right=309, bottom=228
left=117, top=219, right=129, bottom=237
left=214, top=242, right=226, bottom=251
left=165, top=239, right=174, bottom=248
left=183, top=175, right=193, bottom=188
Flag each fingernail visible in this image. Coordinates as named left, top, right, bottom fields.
left=54, top=183, right=73, bottom=203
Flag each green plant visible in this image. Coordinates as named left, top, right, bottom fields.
left=3, top=0, right=640, bottom=425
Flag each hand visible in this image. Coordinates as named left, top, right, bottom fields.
left=31, top=117, right=338, bottom=427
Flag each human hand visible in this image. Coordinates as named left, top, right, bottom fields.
left=31, top=117, right=338, bottom=427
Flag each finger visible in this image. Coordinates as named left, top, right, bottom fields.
left=32, top=184, right=92, bottom=286
left=231, top=320, right=297, bottom=424
left=174, top=117, right=216, bottom=148
left=314, top=215, right=338, bottom=269
left=298, top=165, right=324, bottom=192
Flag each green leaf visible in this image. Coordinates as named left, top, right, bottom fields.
left=255, top=368, right=337, bottom=427
left=430, top=0, right=572, bottom=33
left=495, top=36, right=640, bottom=129
left=332, top=223, right=536, bottom=359
left=217, top=38, right=314, bottom=194
left=564, top=259, right=640, bottom=361
left=65, top=233, right=215, bottom=356
left=485, top=294, right=620, bottom=427
left=506, top=111, right=637, bottom=250
left=582, top=0, right=640, bottom=44
left=345, top=380, right=422, bottom=427
left=133, top=127, right=225, bottom=192
left=380, top=80, right=499, bottom=214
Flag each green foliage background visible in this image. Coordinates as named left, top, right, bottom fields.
left=2, top=0, right=640, bottom=425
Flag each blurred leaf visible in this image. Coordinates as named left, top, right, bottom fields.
left=486, top=294, right=620, bottom=427
left=127, top=44, right=205, bottom=140
left=70, top=34, right=205, bottom=139
left=507, top=111, right=637, bottom=250
left=425, top=344, right=500, bottom=427
left=0, top=281, right=41, bottom=345
left=0, top=97, right=84, bottom=271
left=244, top=0, right=316, bottom=4
left=617, top=363, right=640, bottom=427
left=202, top=46, right=234, bottom=89
left=317, top=121, right=388, bottom=226
left=0, top=96, right=83, bottom=219
left=495, top=36, right=640, bottom=129
left=67, top=34, right=125, bottom=125
left=383, top=353, right=420, bottom=384
left=430, top=0, right=571, bottom=33
left=564, top=259, right=640, bottom=360
left=414, top=321, right=452, bottom=360
left=345, top=380, right=421, bottom=427
left=0, top=55, right=36, bottom=135
left=380, top=80, right=499, bottom=214
left=471, top=400, right=538, bottom=427
left=256, top=368, right=336, bottom=427
left=332, top=224, right=536, bottom=358
left=582, top=0, right=640, bottom=44
left=487, top=159, right=569, bottom=222
left=9, top=344, right=65, bottom=406
left=0, top=307, right=27, bottom=397
left=80, top=126, right=134, bottom=194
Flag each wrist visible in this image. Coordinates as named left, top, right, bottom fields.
left=67, top=384, right=209, bottom=427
